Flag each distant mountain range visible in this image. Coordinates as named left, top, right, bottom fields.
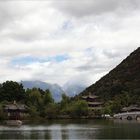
left=80, top=47, right=140, bottom=100
left=63, top=82, right=86, bottom=97
left=21, top=80, right=64, bottom=102
left=21, top=80, right=85, bottom=101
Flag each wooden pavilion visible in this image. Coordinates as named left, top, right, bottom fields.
left=3, top=101, right=28, bottom=120
left=82, top=94, right=103, bottom=111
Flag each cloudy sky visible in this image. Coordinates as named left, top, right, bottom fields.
left=0, top=0, right=140, bottom=86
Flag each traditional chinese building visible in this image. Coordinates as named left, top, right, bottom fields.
left=121, top=105, right=140, bottom=112
left=82, top=94, right=103, bottom=111
left=3, top=101, right=28, bottom=120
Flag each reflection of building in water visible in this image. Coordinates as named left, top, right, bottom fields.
left=82, top=94, right=103, bottom=111
left=0, top=126, right=51, bottom=139
left=3, top=101, right=28, bottom=120
left=61, top=129, right=68, bottom=140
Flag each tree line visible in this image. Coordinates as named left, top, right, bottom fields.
left=0, top=81, right=88, bottom=120
left=0, top=81, right=138, bottom=120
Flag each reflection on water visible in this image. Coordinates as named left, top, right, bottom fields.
left=0, top=120, right=140, bottom=139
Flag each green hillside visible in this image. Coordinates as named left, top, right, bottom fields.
left=80, top=47, right=140, bottom=106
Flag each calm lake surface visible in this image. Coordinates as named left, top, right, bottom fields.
left=0, top=119, right=140, bottom=139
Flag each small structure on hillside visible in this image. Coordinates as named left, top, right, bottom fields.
left=121, top=105, right=140, bottom=112
left=3, top=101, right=28, bottom=120
left=114, top=105, right=140, bottom=120
left=82, top=94, right=103, bottom=111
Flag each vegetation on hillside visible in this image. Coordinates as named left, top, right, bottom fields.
left=80, top=47, right=140, bottom=113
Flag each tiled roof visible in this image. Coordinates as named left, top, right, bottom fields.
left=4, top=104, right=27, bottom=110
left=121, top=105, right=140, bottom=112
left=82, top=95, right=99, bottom=99
left=88, top=102, right=103, bottom=105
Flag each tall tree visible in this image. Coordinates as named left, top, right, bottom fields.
left=0, top=81, right=26, bottom=102
left=43, top=89, right=54, bottom=105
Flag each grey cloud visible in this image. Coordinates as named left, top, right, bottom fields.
left=76, top=62, right=111, bottom=74
left=53, top=0, right=140, bottom=17
left=75, top=47, right=128, bottom=75
left=8, top=31, right=41, bottom=42
left=103, top=49, right=120, bottom=59
left=0, top=1, right=39, bottom=43
left=0, top=2, right=26, bottom=30
left=0, top=2, right=16, bottom=29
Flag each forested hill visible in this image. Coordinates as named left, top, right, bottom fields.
left=80, top=47, right=140, bottom=101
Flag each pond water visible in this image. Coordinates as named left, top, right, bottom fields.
left=0, top=119, right=140, bottom=139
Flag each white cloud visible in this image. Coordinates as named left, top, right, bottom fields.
left=0, top=0, right=139, bottom=86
